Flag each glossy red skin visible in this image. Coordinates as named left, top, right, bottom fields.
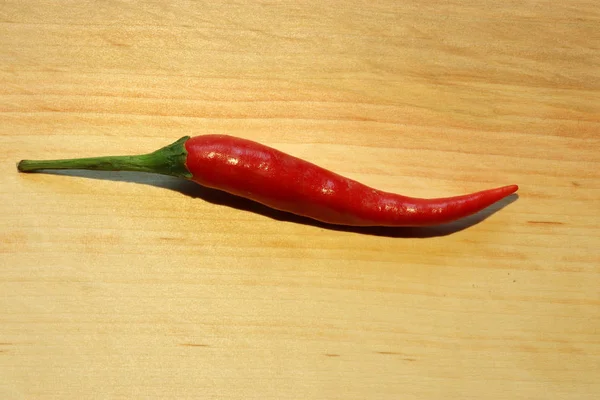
left=184, top=135, right=518, bottom=227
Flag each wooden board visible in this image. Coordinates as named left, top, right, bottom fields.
left=1, top=1, right=599, bottom=398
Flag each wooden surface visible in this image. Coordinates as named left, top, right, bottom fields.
left=1, top=1, right=599, bottom=399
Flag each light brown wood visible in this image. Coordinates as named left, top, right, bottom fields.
left=1, top=1, right=599, bottom=398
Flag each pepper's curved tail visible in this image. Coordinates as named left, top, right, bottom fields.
left=380, top=184, right=519, bottom=227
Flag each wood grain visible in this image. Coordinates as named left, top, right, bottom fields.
left=1, top=1, right=599, bottom=399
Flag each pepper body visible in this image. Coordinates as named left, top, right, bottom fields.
left=184, top=135, right=517, bottom=226
left=17, top=134, right=518, bottom=227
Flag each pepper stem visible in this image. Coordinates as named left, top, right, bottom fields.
left=17, top=136, right=192, bottom=179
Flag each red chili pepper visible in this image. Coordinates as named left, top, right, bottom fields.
left=17, top=135, right=517, bottom=227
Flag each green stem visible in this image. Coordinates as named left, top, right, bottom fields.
left=17, top=136, right=192, bottom=179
